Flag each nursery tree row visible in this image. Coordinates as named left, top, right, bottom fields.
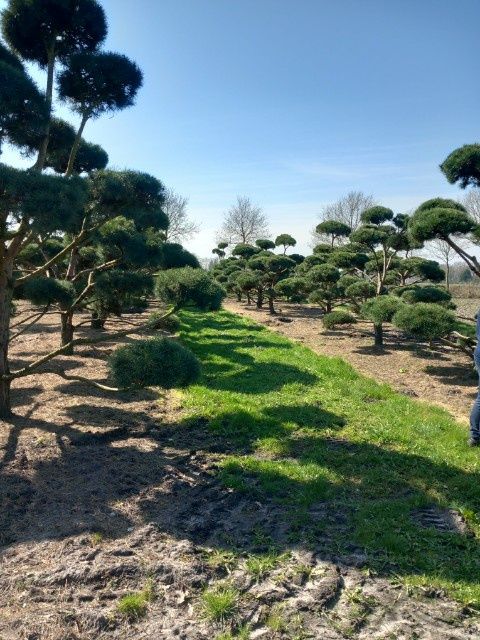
left=0, top=0, right=224, bottom=417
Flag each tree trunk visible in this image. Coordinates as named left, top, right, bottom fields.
left=60, top=311, right=74, bottom=354
left=374, top=323, right=383, bottom=347
left=268, top=296, right=276, bottom=315
left=326, top=301, right=332, bottom=313
left=246, top=292, right=251, bottom=305
left=445, top=260, right=450, bottom=291
left=236, top=292, right=241, bottom=302
left=91, top=313, right=106, bottom=330
left=256, top=289, right=263, bottom=308
left=33, top=46, right=55, bottom=172
left=65, top=112, right=89, bottom=177
left=0, top=256, right=13, bottom=417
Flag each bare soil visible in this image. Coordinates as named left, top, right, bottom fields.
left=225, top=300, right=478, bottom=425
left=1, top=307, right=479, bottom=638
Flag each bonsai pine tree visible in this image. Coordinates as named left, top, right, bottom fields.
left=232, top=243, right=261, bottom=260
left=440, top=144, right=480, bottom=189
left=2, top=0, right=107, bottom=170
left=393, top=303, right=456, bottom=348
left=0, top=1, right=219, bottom=417
left=275, top=234, right=296, bottom=254
left=57, top=51, right=143, bottom=175
left=349, top=206, right=411, bottom=294
left=232, top=271, right=258, bottom=305
left=305, top=264, right=341, bottom=314
left=256, top=238, right=275, bottom=251
left=0, top=42, right=49, bottom=152
left=315, top=220, right=351, bottom=246
left=409, top=198, right=480, bottom=277
left=361, top=295, right=404, bottom=347
left=248, top=254, right=296, bottom=313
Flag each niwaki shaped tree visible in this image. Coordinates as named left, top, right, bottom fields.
left=0, top=0, right=221, bottom=417
left=2, top=0, right=107, bottom=169
left=58, top=51, right=143, bottom=175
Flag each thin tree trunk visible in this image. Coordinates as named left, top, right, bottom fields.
left=60, top=311, right=74, bottom=354
left=0, top=255, right=13, bottom=417
left=65, top=112, right=89, bottom=177
left=33, top=46, right=55, bottom=172
left=374, top=323, right=383, bottom=347
left=268, top=296, right=276, bottom=314
left=256, top=289, right=263, bottom=308
left=445, top=259, right=450, bottom=291
left=246, top=292, right=251, bottom=305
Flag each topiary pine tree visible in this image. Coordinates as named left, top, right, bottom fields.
left=2, top=0, right=107, bottom=170
left=361, top=295, right=404, bottom=347
left=349, top=206, right=414, bottom=294
left=315, top=220, right=351, bottom=246
left=440, top=144, right=480, bottom=189
left=275, top=234, right=296, bottom=254
left=0, top=1, right=218, bottom=417
left=393, top=302, right=456, bottom=348
left=58, top=51, right=143, bottom=175
left=409, top=198, right=480, bottom=277
left=305, top=263, right=342, bottom=314
left=247, top=253, right=296, bottom=313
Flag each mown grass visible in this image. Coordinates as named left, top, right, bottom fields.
left=179, top=309, right=480, bottom=606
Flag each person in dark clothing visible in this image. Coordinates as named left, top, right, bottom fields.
left=469, top=312, right=480, bottom=446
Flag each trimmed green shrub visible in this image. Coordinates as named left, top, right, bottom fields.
left=393, top=303, right=455, bottom=343
left=156, top=267, right=225, bottom=311
left=361, top=295, right=404, bottom=346
left=322, top=310, right=357, bottom=330
left=22, top=277, right=75, bottom=307
left=109, top=337, right=200, bottom=389
left=399, top=285, right=454, bottom=308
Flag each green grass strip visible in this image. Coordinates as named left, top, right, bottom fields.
left=179, top=308, right=480, bottom=605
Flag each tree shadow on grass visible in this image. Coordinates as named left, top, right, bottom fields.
left=2, top=399, right=480, bottom=599
left=2, top=308, right=480, bottom=602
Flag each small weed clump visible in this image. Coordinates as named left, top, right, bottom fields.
left=245, top=551, right=287, bottom=579
left=201, top=584, right=239, bottom=622
left=117, top=580, right=155, bottom=620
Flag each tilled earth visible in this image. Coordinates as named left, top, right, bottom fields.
left=1, top=310, right=479, bottom=639
left=225, top=300, right=478, bottom=424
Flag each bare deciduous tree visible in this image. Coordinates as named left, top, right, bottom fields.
left=429, top=239, right=459, bottom=290
left=163, top=188, right=199, bottom=243
left=463, top=189, right=480, bottom=224
left=217, top=196, right=269, bottom=245
left=311, top=190, right=375, bottom=246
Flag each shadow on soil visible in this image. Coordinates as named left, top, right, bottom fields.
left=1, top=311, right=480, bottom=598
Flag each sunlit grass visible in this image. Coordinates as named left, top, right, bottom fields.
left=179, top=309, right=480, bottom=605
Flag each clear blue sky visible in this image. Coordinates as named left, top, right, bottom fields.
left=2, top=0, right=479, bottom=257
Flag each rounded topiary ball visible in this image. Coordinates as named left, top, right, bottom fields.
left=109, top=337, right=200, bottom=389
left=392, top=303, right=455, bottom=342
left=322, top=310, right=357, bottom=330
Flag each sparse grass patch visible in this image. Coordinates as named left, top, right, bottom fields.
left=90, top=531, right=104, bottom=546
left=201, top=584, right=239, bottom=622
left=117, top=580, right=155, bottom=620
left=179, top=310, right=480, bottom=605
left=245, top=551, right=289, bottom=579
left=205, top=549, right=239, bottom=574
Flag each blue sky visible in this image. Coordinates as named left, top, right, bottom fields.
left=2, top=0, right=479, bottom=257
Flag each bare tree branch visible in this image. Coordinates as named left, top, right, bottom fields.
left=217, top=196, right=269, bottom=245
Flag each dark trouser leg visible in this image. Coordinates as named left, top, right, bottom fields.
left=470, top=385, right=480, bottom=442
